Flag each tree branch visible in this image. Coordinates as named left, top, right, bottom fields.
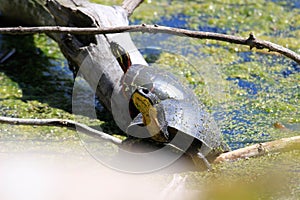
left=122, top=0, right=144, bottom=17
left=0, top=116, right=122, bottom=145
left=0, top=25, right=299, bottom=64
left=213, top=135, right=300, bottom=164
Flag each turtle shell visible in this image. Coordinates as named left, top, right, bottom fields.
left=120, top=64, right=227, bottom=155
left=122, top=64, right=197, bottom=103
left=158, top=99, right=223, bottom=155
left=127, top=98, right=223, bottom=156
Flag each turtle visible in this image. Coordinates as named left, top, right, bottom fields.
left=109, top=41, right=229, bottom=170
left=126, top=85, right=228, bottom=170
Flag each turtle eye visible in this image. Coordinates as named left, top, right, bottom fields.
left=141, top=88, right=149, bottom=94
left=137, top=87, right=150, bottom=96
left=136, top=87, right=159, bottom=105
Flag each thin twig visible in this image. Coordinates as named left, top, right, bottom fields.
left=0, top=116, right=122, bottom=145
left=213, top=135, right=300, bottom=164
left=0, top=25, right=299, bottom=64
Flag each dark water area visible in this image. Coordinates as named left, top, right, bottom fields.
left=270, top=0, right=300, bottom=9
left=0, top=34, right=74, bottom=113
left=159, top=13, right=190, bottom=29
left=226, top=77, right=260, bottom=95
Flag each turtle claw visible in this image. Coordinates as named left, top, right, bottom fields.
left=161, top=124, right=169, bottom=141
left=197, top=152, right=212, bottom=171
left=189, top=150, right=212, bottom=171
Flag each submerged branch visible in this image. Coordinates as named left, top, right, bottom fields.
left=213, top=135, right=300, bottom=163
left=0, top=25, right=300, bottom=64
left=0, top=116, right=122, bottom=145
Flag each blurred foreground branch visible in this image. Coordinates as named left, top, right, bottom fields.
left=0, top=25, right=300, bottom=64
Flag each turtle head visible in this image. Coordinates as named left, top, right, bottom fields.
left=109, top=41, right=132, bottom=73
left=131, top=87, right=159, bottom=120
left=129, top=87, right=169, bottom=142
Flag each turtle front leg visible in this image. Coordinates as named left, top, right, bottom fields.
left=186, top=141, right=212, bottom=171
left=188, top=152, right=212, bottom=171
left=197, top=152, right=212, bottom=171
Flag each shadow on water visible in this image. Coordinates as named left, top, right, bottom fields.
left=0, top=34, right=121, bottom=134
left=0, top=34, right=73, bottom=112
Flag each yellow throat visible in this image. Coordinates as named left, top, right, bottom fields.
left=131, top=90, right=162, bottom=140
